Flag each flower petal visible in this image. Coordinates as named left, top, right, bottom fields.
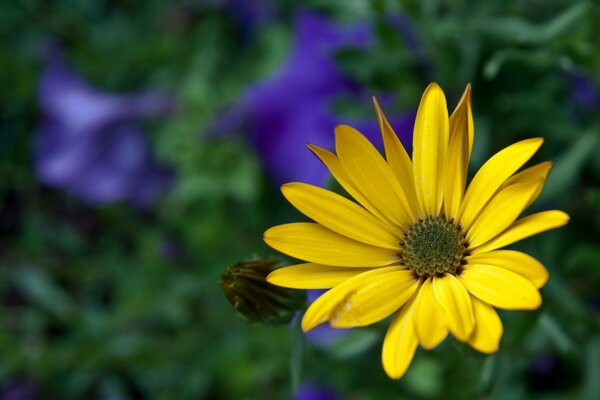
left=264, top=223, right=399, bottom=267
left=330, top=269, right=418, bottom=328
left=412, top=278, right=448, bottom=349
left=500, top=161, right=552, bottom=208
left=466, top=250, right=548, bottom=288
left=459, top=265, right=542, bottom=310
left=432, top=274, right=474, bottom=341
left=444, top=84, right=473, bottom=219
left=301, top=266, right=405, bottom=331
left=458, top=138, right=544, bottom=230
left=472, top=210, right=570, bottom=254
left=468, top=297, right=503, bottom=354
left=466, top=180, right=544, bottom=248
left=336, top=125, right=415, bottom=225
left=373, top=97, right=421, bottom=216
left=267, top=263, right=372, bottom=289
left=412, top=83, right=449, bottom=216
left=307, top=144, right=389, bottom=223
left=281, top=182, right=401, bottom=249
left=382, top=296, right=418, bottom=380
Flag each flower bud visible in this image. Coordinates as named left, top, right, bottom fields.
left=219, top=259, right=305, bottom=325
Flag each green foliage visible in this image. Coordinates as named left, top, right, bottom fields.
left=0, top=0, right=599, bottom=398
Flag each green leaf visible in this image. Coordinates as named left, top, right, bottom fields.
left=473, top=2, right=590, bottom=45
left=14, top=266, right=73, bottom=320
left=538, top=313, right=577, bottom=355
left=582, top=338, right=600, bottom=400
left=289, top=315, right=303, bottom=395
left=539, top=128, right=600, bottom=203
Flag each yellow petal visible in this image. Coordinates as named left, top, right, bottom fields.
left=264, top=223, right=399, bottom=267
left=466, top=250, right=548, bottom=288
left=432, top=274, right=475, bottom=341
left=459, top=265, right=542, bottom=310
left=373, top=97, right=422, bottom=216
left=468, top=297, right=503, bottom=354
left=381, top=296, right=418, bottom=379
left=412, top=278, right=448, bottom=349
left=307, top=144, right=389, bottom=223
left=412, top=83, right=449, bottom=216
left=330, top=269, right=418, bottom=328
left=444, top=84, right=474, bottom=219
left=458, top=138, right=544, bottom=231
left=335, top=125, right=415, bottom=225
left=500, top=161, right=552, bottom=208
left=466, top=180, right=544, bottom=248
left=281, top=183, right=401, bottom=249
left=472, top=210, right=570, bottom=254
left=267, top=263, right=373, bottom=289
left=301, top=266, right=406, bottom=331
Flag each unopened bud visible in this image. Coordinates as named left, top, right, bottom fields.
left=219, top=259, right=305, bottom=325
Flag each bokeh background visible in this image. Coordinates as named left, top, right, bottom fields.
left=1, top=1, right=599, bottom=399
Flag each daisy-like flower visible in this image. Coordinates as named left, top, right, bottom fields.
left=264, top=83, right=569, bottom=379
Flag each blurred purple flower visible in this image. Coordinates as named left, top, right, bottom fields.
left=295, top=384, right=339, bottom=400
left=214, top=11, right=415, bottom=186
left=568, top=70, right=598, bottom=110
left=0, top=379, right=38, bottom=400
left=35, top=47, right=175, bottom=207
left=304, top=290, right=347, bottom=348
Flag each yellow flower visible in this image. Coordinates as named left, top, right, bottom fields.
left=263, top=83, right=569, bottom=379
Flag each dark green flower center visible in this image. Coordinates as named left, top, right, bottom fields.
left=400, top=217, right=467, bottom=277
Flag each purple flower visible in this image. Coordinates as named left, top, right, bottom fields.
left=568, top=70, right=598, bottom=110
left=0, top=379, right=38, bottom=400
left=295, top=384, right=339, bottom=400
left=214, top=11, right=415, bottom=186
left=304, top=290, right=347, bottom=348
left=35, top=47, right=174, bottom=207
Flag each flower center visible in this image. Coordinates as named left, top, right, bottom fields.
left=400, top=217, right=467, bottom=277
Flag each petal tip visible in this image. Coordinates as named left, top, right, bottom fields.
left=301, top=314, right=321, bottom=333
left=265, top=271, right=276, bottom=284
left=462, top=83, right=472, bottom=99
left=531, top=137, right=545, bottom=147
left=263, top=227, right=276, bottom=241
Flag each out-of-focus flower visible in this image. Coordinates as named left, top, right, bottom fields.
left=35, top=47, right=174, bottom=207
left=265, top=83, right=569, bottom=379
left=214, top=11, right=415, bottom=185
left=0, top=379, right=38, bottom=400
left=295, top=383, right=339, bottom=400
left=567, top=70, right=598, bottom=110
left=219, top=259, right=305, bottom=325
left=304, top=290, right=347, bottom=348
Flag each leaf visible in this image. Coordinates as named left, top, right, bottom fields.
left=473, top=2, right=589, bottom=45
left=538, top=313, right=576, bottom=355
left=289, top=314, right=303, bottom=395
left=539, top=129, right=599, bottom=203
left=582, top=338, right=600, bottom=400
left=14, top=266, right=73, bottom=320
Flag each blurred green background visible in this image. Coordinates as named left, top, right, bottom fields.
left=1, top=1, right=599, bottom=399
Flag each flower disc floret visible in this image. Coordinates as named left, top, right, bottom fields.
left=400, top=217, right=467, bottom=277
